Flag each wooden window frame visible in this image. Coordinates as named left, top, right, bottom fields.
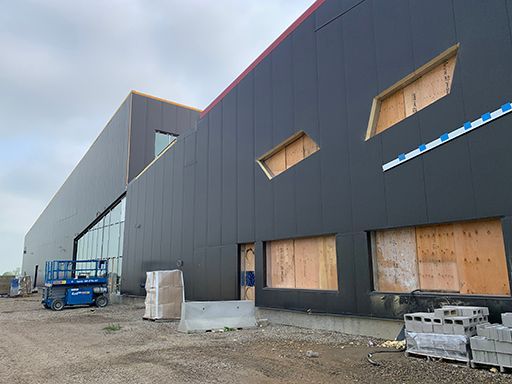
left=365, top=44, right=460, bottom=141
left=256, top=131, right=320, bottom=179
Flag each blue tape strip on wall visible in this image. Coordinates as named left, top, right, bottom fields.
left=382, top=102, right=512, bottom=172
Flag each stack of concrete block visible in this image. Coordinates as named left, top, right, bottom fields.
left=404, top=305, right=490, bottom=362
left=404, top=306, right=489, bottom=337
left=470, top=313, right=512, bottom=370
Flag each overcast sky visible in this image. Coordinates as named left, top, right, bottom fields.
left=0, top=0, right=315, bottom=274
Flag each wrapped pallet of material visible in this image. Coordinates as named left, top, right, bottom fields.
left=144, top=270, right=184, bottom=320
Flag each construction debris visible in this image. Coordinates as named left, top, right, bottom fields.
left=9, top=275, right=32, bottom=297
left=0, top=275, right=14, bottom=296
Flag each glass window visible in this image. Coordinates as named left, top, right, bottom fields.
left=73, top=197, right=126, bottom=293
left=155, top=131, right=178, bottom=157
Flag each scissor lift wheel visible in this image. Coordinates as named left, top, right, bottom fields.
left=51, top=299, right=64, bottom=311
left=95, top=295, right=108, bottom=308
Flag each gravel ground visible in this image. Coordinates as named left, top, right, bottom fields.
left=0, top=295, right=509, bottom=384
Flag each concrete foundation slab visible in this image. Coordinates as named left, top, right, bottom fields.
left=257, top=308, right=403, bottom=340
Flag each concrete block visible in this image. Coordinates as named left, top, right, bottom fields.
left=178, top=300, right=257, bottom=333
left=488, top=324, right=500, bottom=340
left=495, top=341, right=512, bottom=354
left=443, top=318, right=454, bottom=334
left=497, top=353, right=512, bottom=368
left=404, top=314, right=422, bottom=333
left=497, top=326, right=512, bottom=342
left=434, top=308, right=457, bottom=318
left=485, top=351, right=499, bottom=365
left=472, top=349, right=486, bottom=362
left=502, top=313, right=512, bottom=328
left=477, top=323, right=491, bottom=338
left=470, top=336, right=495, bottom=352
left=422, top=313, right=435, bottom=333
left=442, top=305, right=489, bottom=317
left=433, top=318, right=444, bottom=334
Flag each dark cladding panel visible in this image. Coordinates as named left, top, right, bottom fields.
left=207, top=105, right=223, bottom=246
left=160, top=149, right=174, bottom=264
left=372, top=0, right=414, bottom=92
left=454, top=0, right=512, bottom=116
left=292, top=17, right=319, bottom=138
left=342, top=1, right=387, bottom=231
left=453, top=0, right=512, bottom=217
left=468, top=116, right=512, bottom=217
left=409, top=0, right=457, bottom=66
left=273, top=171, right=297, bottom=239
left=181, top=133, right=197, bottom=263
left=206, top=246, right=222, bottom=300
left=221, top=92, right=238, bottom=245
left=271, top=38, right=295, bottom=145
left=254, top=58, right=274, bottom=241
left=315, top=0, right=363, bottom=29
left=220, top=244, right=238, bottom=300
left=170, top=139, right=185, bottom=263
left=194, top=119, right=209, bottom=248
left=316, top=14, right=353, bottom=234
left=236, top=75, right=255, bottom=243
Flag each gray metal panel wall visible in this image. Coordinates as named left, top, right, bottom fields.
left=122, top=0, right=512, bottom=319
left=22, top=96, right=132, bottom=285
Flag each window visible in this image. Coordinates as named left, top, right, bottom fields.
left=366, top=44, right=459, bottom=140
left=266, top=235, right=338, bottom=290
left=155, top=131, right=178, bottom=157
left=371, top=218, right=510, bottom=296
left=257, top=131, right=320, bottom=179
left=75, top=197, right=126, bottom=293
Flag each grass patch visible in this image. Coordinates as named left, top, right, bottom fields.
left=103, top=323, right=122, bottom=333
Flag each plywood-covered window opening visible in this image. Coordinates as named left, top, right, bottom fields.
left=371, top=218, right=510, bottom=296
left=266, top=235, right=338, bottom=290
left=257, top=131, right=319, bottom=179
left=366, top=44, right=459, bottom=140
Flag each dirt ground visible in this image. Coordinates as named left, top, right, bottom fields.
left=0, top=296, right=509, bottom=384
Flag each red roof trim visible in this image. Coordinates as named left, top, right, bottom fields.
left=200, top=0, right=325, bottom=118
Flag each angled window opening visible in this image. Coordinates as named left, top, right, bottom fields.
left=257, top=131, right=319, bottom=179
left=366, top=44, right=459, bottom=140
left=155, top=130, right=178, bottom=157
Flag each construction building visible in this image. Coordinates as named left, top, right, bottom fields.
left=22, top=0, right=512, bottom=324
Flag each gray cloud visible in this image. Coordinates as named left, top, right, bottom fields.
left=0, top=0, right=315, bottom=273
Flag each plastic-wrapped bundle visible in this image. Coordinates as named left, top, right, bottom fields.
left=144, top=270, right=184, bottom=320
left=406, top=331, right=470, bottom=362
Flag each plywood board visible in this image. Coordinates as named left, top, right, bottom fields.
left=285, top=136, right=304, bottom=169
left=319, top=235, right=338, bottom=290
left=303, top=134, right=319, bottom=157
left=375, top=89, right=406, bottom=134
left=416, top=224, right=460, bottom=292
left=454, top=219, right=510, bottom=296
left=374, top=228, right=419, bottom=292
left=240, top=243, right=256, bottom=300
left=294, top=237, right=321, bottom=289
left=267, top=240, right=295, bottom=288
left=264, top=148, right=286, bottom=177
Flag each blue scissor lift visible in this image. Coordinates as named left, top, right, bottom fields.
left=42, top=259, right=109, bottom=311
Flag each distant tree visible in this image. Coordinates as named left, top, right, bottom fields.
left=2, top=267, right=20, bottom=276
